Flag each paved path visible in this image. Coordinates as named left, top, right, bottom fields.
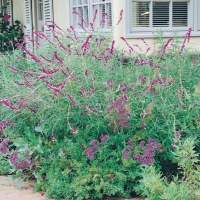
left=0, top=176, right=49, bottom=200
left=0, top=176, right=144, bottom=200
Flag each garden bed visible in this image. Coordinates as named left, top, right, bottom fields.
left=0, top=23, right=199, bottom=199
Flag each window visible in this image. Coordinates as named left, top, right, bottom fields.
left=69, top=0, right=112, bottom=30
left=126, top=0, right=200, bottom=38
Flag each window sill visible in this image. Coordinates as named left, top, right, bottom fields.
left=73, top=28, right=113, bottom=33
left=125, top=31, right=200, bottom=39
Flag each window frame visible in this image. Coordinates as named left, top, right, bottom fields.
left=198, top=0, right=200, bottom=31
left=125, top=0, right=200, bottom=38
left=68, top=0, right=113, bottom=32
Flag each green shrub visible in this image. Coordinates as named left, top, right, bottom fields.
left=0, top=18, right=200, bottom=199
left=135, top=138, right=200, bottom=200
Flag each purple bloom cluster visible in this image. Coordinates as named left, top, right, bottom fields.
left=118, top=104, right=130, bottom=128
left=107, top=95, right=130, bottom=128
left=133, top=138, right=162, bottom=165
left=100, top=135, right=110, bottom=145
left=86, top=144, right=98, bottom=160
left=90, top=139, right=98, bottom=146
left=0, top=120, right=14, bottom=137
left=122, top=139, right=135, bottom=159
left=122, top=149, right=131, bottom=159
left=10, top=151, right=33, bottom=170
left=0, top=139, right=11, bottom=154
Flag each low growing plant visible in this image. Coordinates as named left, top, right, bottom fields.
left=135, top=137, right=200, bottom=200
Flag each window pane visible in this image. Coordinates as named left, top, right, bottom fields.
left=92, top=2, right=112, bottom=29
left=73, top=8, right=78, bottom=25
left=132, top=1, right=150, bottom=27
left=172, top=2, right=188, bottom=27
left=73, top=0, right=88, bottom=6
left=78, top=6, right=88, bottom=26
left=72, top=1, right=77, bottom=6
left=153, top=2, right=169, bottom=27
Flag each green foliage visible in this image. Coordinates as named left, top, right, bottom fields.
left=0, top=3, right=24, bottom=52
left=0, top=26, right=200, bottom=199
left=135, top=138, right=200, bottom=200
left=0, top=153, right=13, bottom=175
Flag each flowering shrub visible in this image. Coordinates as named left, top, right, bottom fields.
left=0, top=9, right=199, bottom=199
left=133, top=138, right=162, bottom=165
left=0, top=3, right=24, bottom=52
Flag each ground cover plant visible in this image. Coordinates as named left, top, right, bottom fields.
left=0, top=10, right=200, bottom=199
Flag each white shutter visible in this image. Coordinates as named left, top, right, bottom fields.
left=107, top=2, right=112, bottom=27
left=24, top=0, right=33, bottom=41
left=43, top=0, right=53, bottom=39
left=6, top=0, right=12, bottom=25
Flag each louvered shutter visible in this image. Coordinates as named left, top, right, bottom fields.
left=107, top=2, right=112, bottom=27
left=43, top=0, right=53, bottom=39
left=6, top=0, right=12, bottom=25
left=24, top=0, right=33, bottom=41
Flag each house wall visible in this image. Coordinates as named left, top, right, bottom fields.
left=53, top=0, right=68, bottom=30
left=112, top=0, right=200, bottom=53
left=12, top=0, right=200, bottom=52
left=13, top=0, right=25, bottom=28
